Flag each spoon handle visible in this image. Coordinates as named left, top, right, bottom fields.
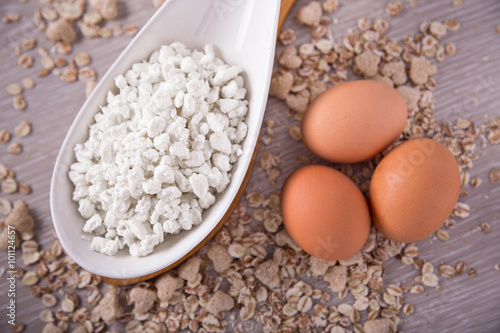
left=278, top=0, right=298, bottom=35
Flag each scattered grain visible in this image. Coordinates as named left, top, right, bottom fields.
left=280, top=29, right=296, bottom=45
left=8, top=142, right=23, bottom=155
left=78, top=67, right=97, bottom=83
left=354, top=51, right=381, bottom=78
left=39, top=309, right=55, bottom=324
left=3, top=13, right=20, bottom=23
left=456, top=261, right=466, bottom=275
left=22, top=271, right=39, bottom=286
left=60, top=60, right=79, bottom=83
left=75, top=52, right=91, bottom=67
left=436, top=229, right=449, bottom=241
left=2, top=3, right=498, bottom=332
left=386, top=1, right=404, bottom=17
left=125, top=25, right=139, bottom=36
left=41, top=7, right=58, bottom=21
left=38, top=69, right=50, bottom=77
left=438, top=264, right=456, bottom=278
left=445, top=42, right=457, bottom=56
left=18, top=184, right=32, bottom=195
left=55, top=41, right=72, bottom=55
left=18, top=54, right=34, bottom=69
left=295, top=1, right=322, bottom=27
left=99, top=26, right=113, bottom=38
left=152, top=0, right=166, bottom=8
left=489, top=169, right=499, bottom=184
left=0, top=164, right=12, bottom=179
left=7, top=83, right=23, bottom=95
left=422, top=273, right=439, bottom=287
left=322, top=0, right=339, bottom=13
left=21, top=38, right=37, bottom=51
left=207, top=244, right=233, bottom=273
left=89, top=0, right=118, bottom=20
left=22, top=77, right=35, bottom=89
left=42, top=294, right=58, bottom=308
left=453, top=202, right=470, bottom=218
left=470, top=176, right=482, bottom=188
left=289, top=125, right=302, bottom=141
left=0, top=199, right=12, bottom=216
left=206, top=290, right=235, bottom=315
left=402, top=303, right=414, bottom=315
left=86, top=81, right=97, bottom=98
left=12, top=323, right=25, bottom=333
left=255, top=259, right=280, bottom=289
left=46, top=19, right=76, bottom=43
left=410, top=56, right=436, bottom=86
left=14, top=120, right=32, bottom=138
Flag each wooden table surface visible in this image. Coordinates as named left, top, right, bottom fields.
left=1, top=0, right=499, bottom=332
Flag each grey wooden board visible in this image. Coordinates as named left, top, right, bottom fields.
left=0, top=0, right=499, bottom=332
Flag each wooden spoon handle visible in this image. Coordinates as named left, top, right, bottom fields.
left=102, top=1, right=298, bottom=286
left=278, top=0, right=298, bottom=35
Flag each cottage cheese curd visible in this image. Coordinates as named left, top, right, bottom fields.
left=69, top=43, right=248, bottom=256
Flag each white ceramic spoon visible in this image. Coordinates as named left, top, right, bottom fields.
left=50, top=0, right=281, bottom=284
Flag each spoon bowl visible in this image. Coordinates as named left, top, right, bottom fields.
left=50, top=0, right=281, bottom=283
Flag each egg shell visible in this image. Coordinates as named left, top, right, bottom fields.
left=301, top=80, right=408, bottom=164
left=369, top=138, right=461, bottom=243
left=280, top=164, right=371, bottom=261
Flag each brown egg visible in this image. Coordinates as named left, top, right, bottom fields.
left=369, top=138, right=461, bottom=243
left=280, top=164, right=371, bottom=260
left=301, top=80, right=407, bottom=164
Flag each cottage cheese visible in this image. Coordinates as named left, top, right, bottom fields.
left=69, top=43, right=248, bottom=256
